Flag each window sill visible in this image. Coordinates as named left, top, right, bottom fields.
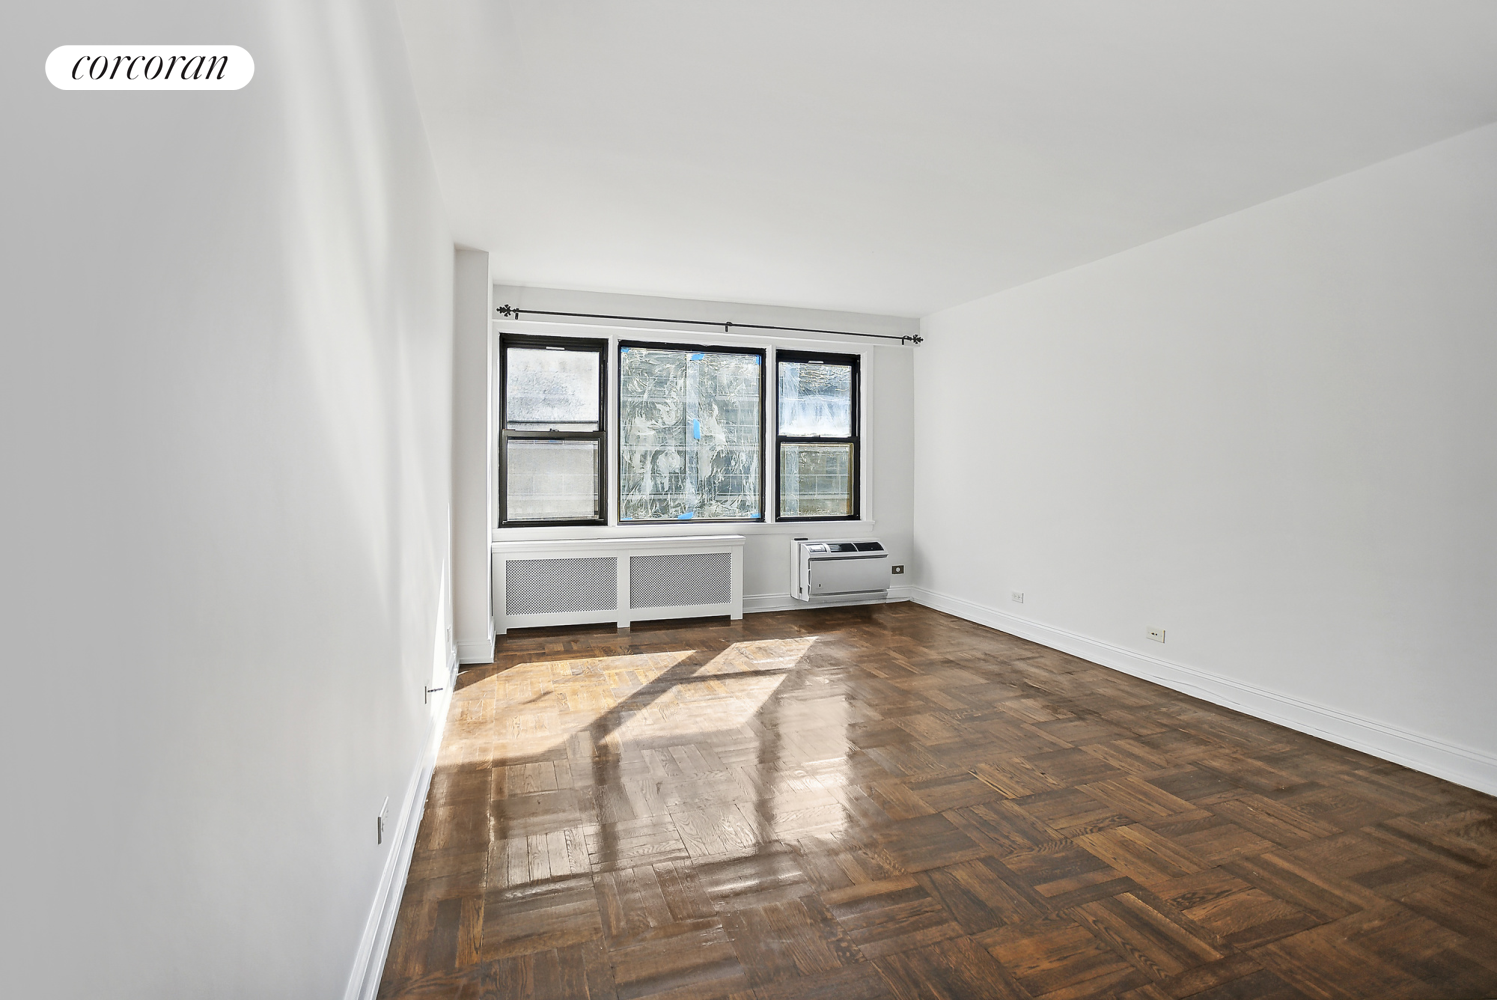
left=491, top=519, right=876, bottom=544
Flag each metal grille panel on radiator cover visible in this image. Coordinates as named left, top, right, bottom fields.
left=630, top=552, right=732, bottom=609
left=506, top=557, right=617, bottom=615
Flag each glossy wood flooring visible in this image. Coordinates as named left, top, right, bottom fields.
left=379, top=603, right=1497, bottom=1000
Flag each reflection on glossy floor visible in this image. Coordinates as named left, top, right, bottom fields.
left=378, top=603, right=1497, bottom=1000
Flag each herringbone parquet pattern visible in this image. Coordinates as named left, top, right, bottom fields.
left=378, top=603, right=1497, bottom=1000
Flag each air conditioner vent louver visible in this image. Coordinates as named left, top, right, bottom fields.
left=506, top=557, right=617, bottom=615
left=630, top=552, right=731, bottom=609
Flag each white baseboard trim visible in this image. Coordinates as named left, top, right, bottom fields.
left=911, top=586, right=1497, bottom=797
left=456, top=638, right=494, bottom=664
left=744, top=586, right=912, bottom=615
left=343, top=659, right=457, bottom=1000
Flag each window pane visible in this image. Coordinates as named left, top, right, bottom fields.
left=505, top=439, right=598, bottom=520
left=619, top=347, right=762, bottom=521
left=779, top=442, right=853, bottom=517
left=506, top=348, right=599, bottom=430
left=778, top=360, right=852, bottom=437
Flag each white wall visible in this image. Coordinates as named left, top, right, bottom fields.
left=453, top=252, right=495, bottom=661
left=914, top=123, right=1497, bottom=794
left=488, top=286, right=916, bottom=609
left=1, top=2, right=454, bottom=997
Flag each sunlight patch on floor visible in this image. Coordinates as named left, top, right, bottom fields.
left=441, top=637, right=822, bottom=765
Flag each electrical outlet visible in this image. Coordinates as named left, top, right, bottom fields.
left=377, top=797, right=389, bottom=845
left=1148, top=628, right=1165, bottom=643
left=1011, top=592, right=1024, bottom=604
left=891, top=565, right=905, bottom=575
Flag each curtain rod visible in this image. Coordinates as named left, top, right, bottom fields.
left=495, top=304, right=923, bottom=345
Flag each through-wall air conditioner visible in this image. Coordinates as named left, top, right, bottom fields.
left=791, top=538, right=889, bottom=603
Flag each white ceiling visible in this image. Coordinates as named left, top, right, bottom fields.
left=396, top=1, right=1497, bottom=317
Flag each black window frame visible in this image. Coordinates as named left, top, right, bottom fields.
left=616, top=339, right=767, bottom=525
left=775, top=349, right=861, bottom=522
left=497, top=334, right=608, bottom=528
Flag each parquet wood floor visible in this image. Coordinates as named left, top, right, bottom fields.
left=378, top=603, right=1497, bottom=1000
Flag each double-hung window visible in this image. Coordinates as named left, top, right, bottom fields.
left=618, top=342, right=765, bottom=522
left=776, top=350, right=859, bottom=520
left=498, top=336, right=606, bottom=526
left=496, top=333, right=861, bottom=527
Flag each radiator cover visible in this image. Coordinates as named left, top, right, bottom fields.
left=506, top=557, right=617, bottom=616
left=630, top=552, right=732, bottom=609
left=492, top=535, right=744, bottom=634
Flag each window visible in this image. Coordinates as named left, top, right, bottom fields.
left=498, top=336, right=606, bottom=526
left=618, top=342, right=764, bottom=522
left=495, top=332, right=863, bottom=529
left=776, top=350, right=859, bottom=520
